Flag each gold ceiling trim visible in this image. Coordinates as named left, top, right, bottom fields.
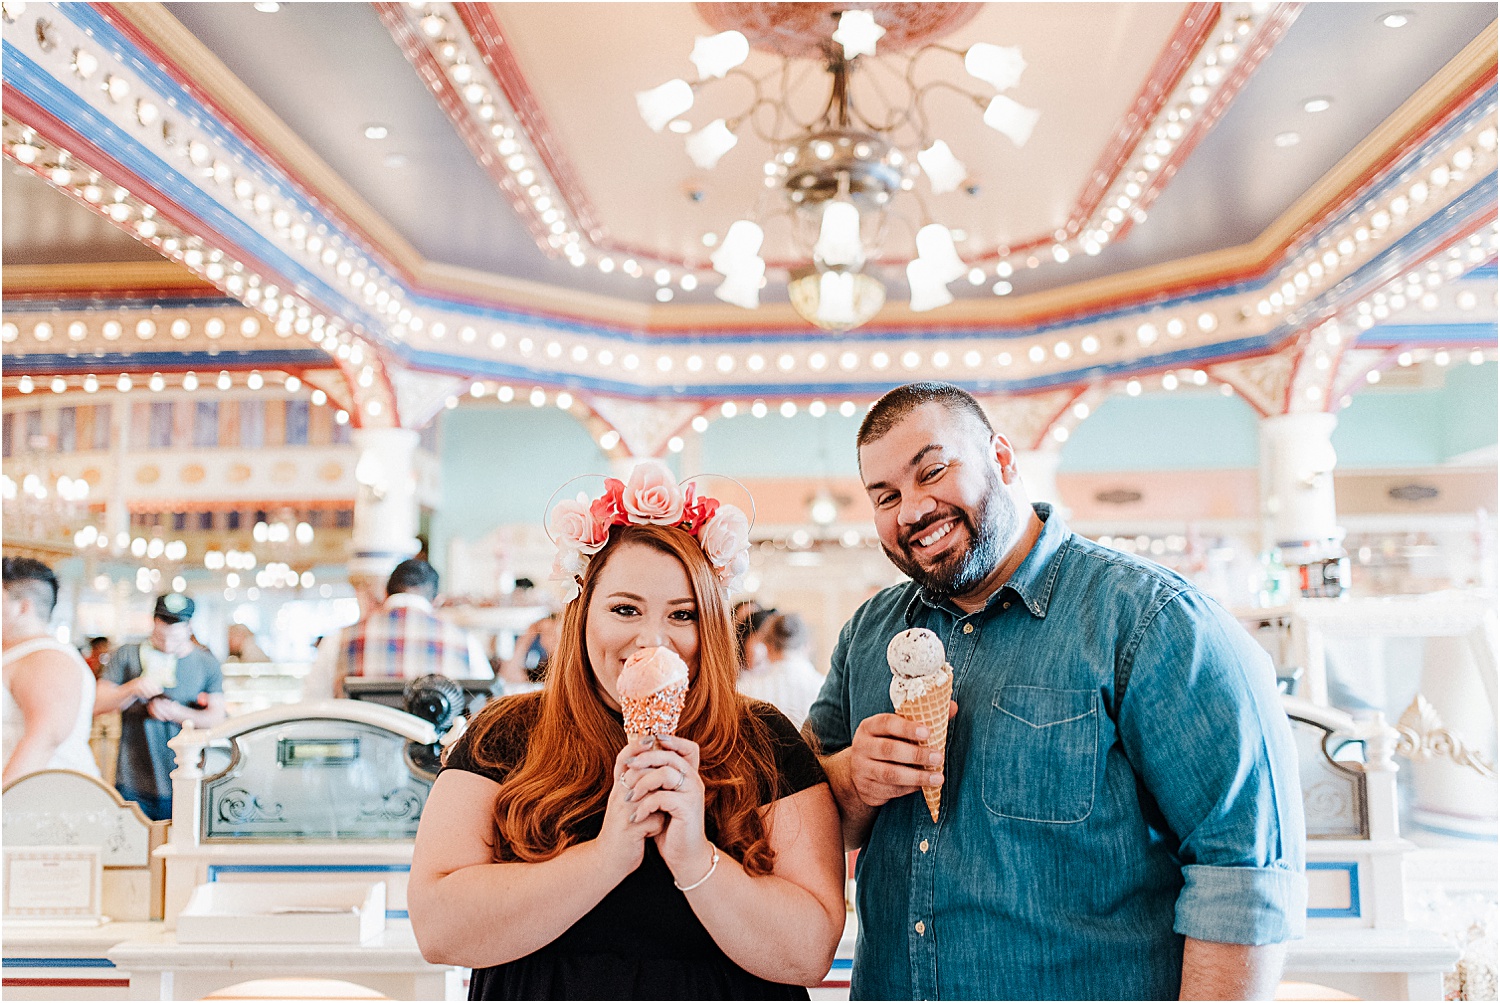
left=3, top=260, right=210, bottom=294
left=33, top=9, right=1500, bottom=334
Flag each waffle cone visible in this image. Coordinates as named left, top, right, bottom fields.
left=621, top=679, right=689, bottom=743
left=894, top=673, right=952, bottom=822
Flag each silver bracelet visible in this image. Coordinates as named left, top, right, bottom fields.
left=673, top=845, right=720, bottom=892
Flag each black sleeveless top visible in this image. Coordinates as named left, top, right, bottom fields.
left=439, top=697, right=828, bottom=1001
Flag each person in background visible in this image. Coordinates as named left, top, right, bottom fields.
left=225, top=623, right=270, bottom=663
left=83, top=636, right=111, bottom=679
left=730, top=598, right=764, bottom=673
left=738, top=612, right=824, bottom=730
left=2, top=558, right=101, bottom=784
left=310, top=558, right=491, bottom=699
left=496, top=612, right=558, bottom=695
left=95, top=593, right=226, bottom=820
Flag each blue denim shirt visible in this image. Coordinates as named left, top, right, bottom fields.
left=808, top=505, right=1306, bottom=1001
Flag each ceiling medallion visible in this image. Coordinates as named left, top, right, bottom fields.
left=638, top=8, right=1037, bottom=332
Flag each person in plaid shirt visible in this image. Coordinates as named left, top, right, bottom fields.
left=310, top=559, right=492, bottom=698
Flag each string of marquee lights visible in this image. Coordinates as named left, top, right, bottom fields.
left=0, top=0, right=1492, bottom=404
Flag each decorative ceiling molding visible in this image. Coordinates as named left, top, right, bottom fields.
left=1, top=3, right=1493, bottom=417
left=385, top=1, right=1300, bottom=272
left=1207, top=351, right=1297, bottom=417
left=585, top=395, right=707, bottom=458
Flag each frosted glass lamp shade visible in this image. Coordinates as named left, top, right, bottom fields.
left=714, top=257, right=765, bottom=310
left=965, top=44, right=1027, bottom=91
left=907, top=259, right=955, bottom=313
left=917, top=141, right=967, bottom=195
left=814, top=201, right=865, bottom=269
left=711, top=220, right=764, bottom=275
left=983, top=94, right=1040, bottom=147
left=816, top=271, right=858, bottom=326
left=686, top=119, right=738, bottom=169
left=690, top=30, right=749, bottom=80
left=831, top=10, right=885, bottom=59
left=636, top=79, right=694, bottom=133
left=915, top=224, right=967, bottom=284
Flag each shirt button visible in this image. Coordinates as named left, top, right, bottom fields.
left=915, top=921, right=926, bottom=935
left=1002, top=601, right=1011, bottom=610
left=919, top=839, right=929, bottom=853
left=962, top=623, right=974, bottom=634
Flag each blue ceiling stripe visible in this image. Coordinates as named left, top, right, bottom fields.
left=2, top=349, right=328, bottom=371
left=1356, top=322, right=1498, bottom=345
left=2, top=40, right=382, bottom=332
left=54, top=3, right=376, bottom=268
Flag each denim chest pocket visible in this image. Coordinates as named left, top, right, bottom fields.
left=981, top=685, right=1099, bottom=823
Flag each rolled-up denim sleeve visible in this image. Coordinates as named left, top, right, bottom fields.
left=806, top=615, right=856, bottom=756
left=1118, top=590, right=1307, bottom=945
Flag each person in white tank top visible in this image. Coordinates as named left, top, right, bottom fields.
left=2, top=558, right=100, bottom=783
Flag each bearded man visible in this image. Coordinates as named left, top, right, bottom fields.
left=807, top=382, right=1305, bottom=1001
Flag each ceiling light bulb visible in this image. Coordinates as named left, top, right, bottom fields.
left=685, top=118, right=738, bottom=169
left=689, top=30, right=749, bottom=80
left=907, top=259, right=955, bottom=313
left=917, top=140, right=967, bottom=195
left=714, top=258, right=765, bottom=310
left=915, top=224, right=966, bottom=284
left=815, top=201, right=864, bottom=269
left=816, top=271, right=859, bottom=326
left=711, top=220, right=764, bottom=274
left=832, top=10, right=885, bottom=59
left=1381, top=11, right=1410, bottom=28
left=983, top=94, right=1040, bottom=147
left=963, top=43, right=1027, bottom=91
left=1274, top=131, right=1300, bottom=148
left=1303, top=97, right=1332, bottom=113
left=636, top=79, right=694, bottom=133
left=363, top=124, right=389, bottom=140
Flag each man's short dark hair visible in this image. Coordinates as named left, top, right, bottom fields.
left=386, top=558, right=439, bottom=600
left=2, top=557, right=59, bottom=619
left=857, top=382, right=994, bottom=452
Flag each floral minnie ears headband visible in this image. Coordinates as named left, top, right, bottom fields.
left=545, top=460, right=754, bottom=603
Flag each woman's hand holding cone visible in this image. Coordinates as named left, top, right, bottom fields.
left=596, top=738, right=668, bottom=876
left=620, top=734, right=712, bottom=883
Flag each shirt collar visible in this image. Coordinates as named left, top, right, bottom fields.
left=904, top=502, right=1070, bottom=623
left=384, top=593, right=433, bottom=613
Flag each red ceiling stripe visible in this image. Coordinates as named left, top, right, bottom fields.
left=90, top=2, right=411, bottom=285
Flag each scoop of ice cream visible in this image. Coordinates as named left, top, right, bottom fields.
left=887, top=628, right=946, bottom=678
left=619, top=645, right=689, bottom=699
left=887, top=628, right=951, bottom=707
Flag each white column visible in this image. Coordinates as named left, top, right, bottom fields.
left=349, top=427, right=421, bottom=593
left=1014, top=448, right=1062, bottom=513
left=1259, top=412, right=1342, bottom=557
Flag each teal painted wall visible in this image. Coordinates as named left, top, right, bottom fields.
left=700, top=411, right=863, bottom=478
left=1333, top=361, right=1498, bottom=468
left=428, top=406, right=605, bottom=576
left=1059, top=392, right=1262, bottom=471
left=431, top=365, right=1497, bottom=566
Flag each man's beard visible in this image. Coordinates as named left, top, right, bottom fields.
left=882, top=465, right=1022, bottom=599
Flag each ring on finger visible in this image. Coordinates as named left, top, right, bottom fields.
left=671, top=768, right=686, bottom=791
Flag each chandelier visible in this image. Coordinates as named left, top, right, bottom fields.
left=637, top=8, right=1038, bottom=332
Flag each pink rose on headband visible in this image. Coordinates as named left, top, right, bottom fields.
left=550, top=497, right=611, bottom=555
left=681, top=483, right=720, bottom=536
left=700, top=503, right=750, bottom=573
left=623, top=460, right=685, bottom=526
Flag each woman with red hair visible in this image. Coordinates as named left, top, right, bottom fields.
left=410, top=465, right=845, bottom=999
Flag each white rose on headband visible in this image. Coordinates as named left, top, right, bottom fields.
left=550, top=497, right=611, bottom=555
left=623, top=460, right=685, bottom=526
left=700, top=503, right=750, bottom=570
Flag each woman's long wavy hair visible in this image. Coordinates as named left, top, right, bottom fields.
left=469, top=524, right=780, bottom=875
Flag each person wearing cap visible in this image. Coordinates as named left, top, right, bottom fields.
left=95, top=593, right=226, bottom=821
